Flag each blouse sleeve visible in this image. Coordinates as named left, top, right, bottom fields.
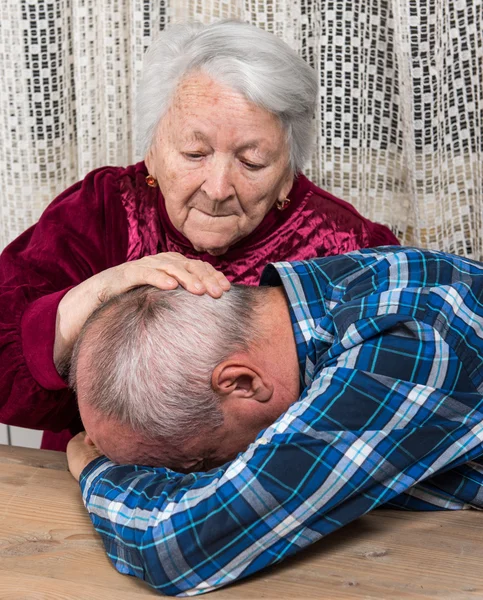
left=366, top=220, right=400, bottom=247
left=0, top=166, right=128, bottom=431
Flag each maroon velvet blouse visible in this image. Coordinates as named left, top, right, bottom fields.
left=0, top=161, right=399, bottom=451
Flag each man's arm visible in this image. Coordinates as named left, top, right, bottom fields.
left=388, top=459, right=483, bottom=511
left=73, top=359, right=483, bottom=596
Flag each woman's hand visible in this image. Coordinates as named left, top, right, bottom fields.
left=54, top=253, right=231, bottom=370
left=92, top=252, right=231, bottom=300
left=67, top=432, right=104, bottom=482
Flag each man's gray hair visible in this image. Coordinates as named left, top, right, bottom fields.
left=137, top=20, right=318, bottom=173
left=70, top=285, right=266, bottom=444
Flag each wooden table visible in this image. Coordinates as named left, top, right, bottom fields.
left=0, top=445, right=482, bottom=600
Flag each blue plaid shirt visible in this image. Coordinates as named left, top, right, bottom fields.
left=80, top=247, right=483, bottom=596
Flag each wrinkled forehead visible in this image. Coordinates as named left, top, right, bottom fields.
left=163, top=71, right=287, bottom=145
left=171, top=70, right=247, bottom=110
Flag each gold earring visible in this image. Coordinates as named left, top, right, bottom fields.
left=145, top=175, right=158, bottom=187
left=276, top=197, right=291, bottom=211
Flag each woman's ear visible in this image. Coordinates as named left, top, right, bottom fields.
left=212, top=360, right=273, bottom=403
left=145, top=145, right=155, bottom=175
left=278, top=169, right=295, bottom=202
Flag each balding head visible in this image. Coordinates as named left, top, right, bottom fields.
left=70, top=284, right=271, bottom=468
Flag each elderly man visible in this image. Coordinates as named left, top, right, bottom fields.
left=67, top=246, right=483, bottom=596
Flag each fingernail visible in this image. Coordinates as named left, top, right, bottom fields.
left=211, top=285, right=222, bottom=295
left=194, top=282, right=204, bottom=290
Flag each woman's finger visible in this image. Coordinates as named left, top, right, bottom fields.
left=213, top=269, right=231, bottom=290
left=119, top=263, right=180, bottom=291
left=129, top=264, right=206, bottom=295
left=118, top=256, right=229, bottom=298
left=147, top=258, right=225, bottom=297
left=181, top=261, right=230, bottom=297
left=146, top=264, right=221, bottom=296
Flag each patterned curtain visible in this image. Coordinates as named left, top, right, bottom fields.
left=1, top=0, right=482, bottom=257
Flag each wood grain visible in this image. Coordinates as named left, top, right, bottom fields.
left=0, top=443, right=67, bottom=470
left=1, top=445, right=483, bottom=599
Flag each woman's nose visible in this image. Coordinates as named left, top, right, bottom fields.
left=200, top=158, right=235, bottom=202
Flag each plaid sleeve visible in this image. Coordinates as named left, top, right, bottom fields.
left=79, top=333, right=483, bottom=596
left=388, top=458, right=483, bottom=510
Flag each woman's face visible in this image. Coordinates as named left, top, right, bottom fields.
left=145, top=72, right=293, bottom=256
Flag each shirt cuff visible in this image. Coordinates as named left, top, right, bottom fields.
left=21, top=288, right=74, bottom=390
left=79, top=456, right=114, bottom=502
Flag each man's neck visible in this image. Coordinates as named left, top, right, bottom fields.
left=252, top=286, right=300, bottom=412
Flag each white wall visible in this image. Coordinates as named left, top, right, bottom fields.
left=5, top=426, right=43, bottom=449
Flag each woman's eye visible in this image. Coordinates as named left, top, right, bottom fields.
left=183, top=153, right=205, bottom=160
left=241, top=160, right=264, bottom=171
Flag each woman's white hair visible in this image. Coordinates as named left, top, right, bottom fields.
left=70, top=285, right=266, bottom=444
left=137, top=20, right=318, bottom=173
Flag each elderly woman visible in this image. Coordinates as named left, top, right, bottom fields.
left=0, top=20, right=398, bottom=451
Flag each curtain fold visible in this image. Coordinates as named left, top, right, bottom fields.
left=1, top=0, right=482, bottom=257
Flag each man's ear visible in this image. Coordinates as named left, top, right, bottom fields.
left=212, top=360, right=273, bottom=403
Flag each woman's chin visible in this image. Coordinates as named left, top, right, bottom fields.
left=182, top=212, right=244, bottom=256
left=186, top=230, right=239, bottom=256
left=192, top=242, right=231, bottom=256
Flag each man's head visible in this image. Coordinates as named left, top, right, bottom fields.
left=70, top=284, right=299, bottom=471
